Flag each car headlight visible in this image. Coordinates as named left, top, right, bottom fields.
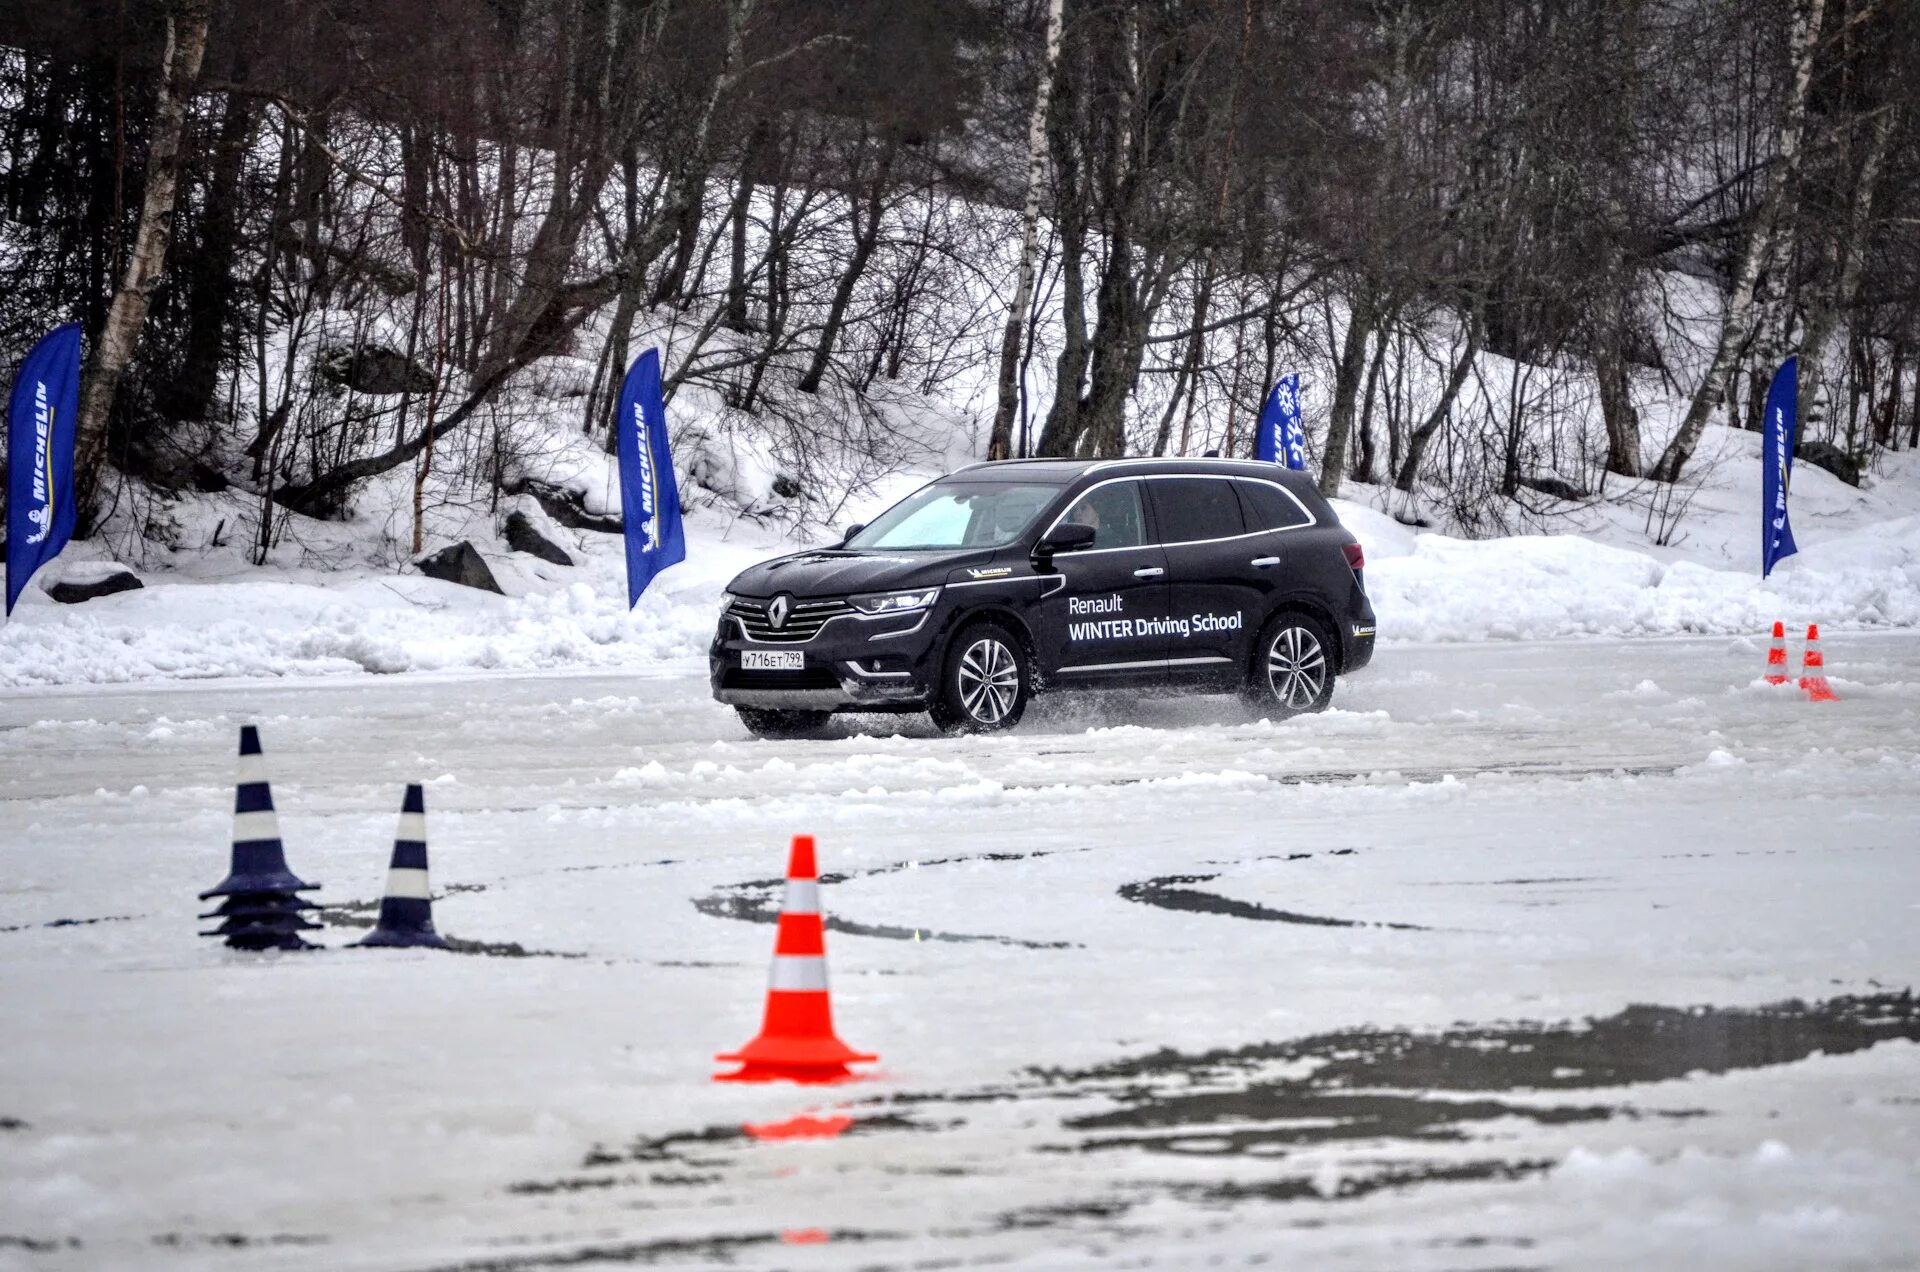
left=849, top=587, right=940, bottom=616
left=718, top=591, right=736, bottom=617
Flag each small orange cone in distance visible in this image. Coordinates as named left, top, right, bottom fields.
left=717, top=835, right=876, bottom=1083
left=1799, top=623, right=1838, bottom=702
left=1764, top=621, right=1790, bottom=685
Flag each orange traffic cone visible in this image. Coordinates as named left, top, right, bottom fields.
left=716, top=835, right=877, bottom=1083
left=1763, top=621, right=1790, bottom=685
left=1799, top=623, right=1838, bottom=702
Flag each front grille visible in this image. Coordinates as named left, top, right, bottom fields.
left=722, top=665, right=841, bottom=691
left=728, top=596, right=855, bottom=644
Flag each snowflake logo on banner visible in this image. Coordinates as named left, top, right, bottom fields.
left=1278, top=375, right=1306, bottom=469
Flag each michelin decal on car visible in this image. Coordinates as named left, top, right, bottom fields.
left=1066, top=594, right=1242, bottom=641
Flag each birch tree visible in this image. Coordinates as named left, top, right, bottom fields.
left=71, top=0, right=210, bottom=523
left=987, top=0, right=1064, bottom=461
left=1650, top=0, right=1826, bottom=483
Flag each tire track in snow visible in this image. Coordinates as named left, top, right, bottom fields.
left=1118, top=872, right=1430, bottom=931
left=694, top=849, right=1084, bottom=949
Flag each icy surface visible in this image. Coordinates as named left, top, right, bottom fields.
left=2, top=635, right=1917, bottom=1268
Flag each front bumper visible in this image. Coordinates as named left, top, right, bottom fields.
left=708, top=604, right=941, bottom=712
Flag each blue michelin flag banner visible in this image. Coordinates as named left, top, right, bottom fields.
left=1761, top=356, right=1798, bottom=579
left=615, top=347, right=686, bottom=607
left=7, top=323, right=83, bottom=615
left=1254, top=374, right=1306, bottom=470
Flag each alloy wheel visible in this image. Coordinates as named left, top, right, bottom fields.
left=956, top=637, right=1020, bottom=725
left=1265, top=626, right=1327, bottom=710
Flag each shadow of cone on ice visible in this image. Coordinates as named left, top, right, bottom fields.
left=198, top=726, right=321, bottom=951
left=717, top=835, right=876, bottom=1083
left=355, top=783, right=450, bottom=949
left=743, top=1112, right=855, bottom=1141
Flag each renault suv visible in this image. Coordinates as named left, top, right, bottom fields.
left=710, top=457, right=1375, bottom=736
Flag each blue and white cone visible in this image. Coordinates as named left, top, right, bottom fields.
left=198, top=726, right=319, bottom=899
left=199, top=725, right=321, bottom=950
left=355, top=784, right=449, bottom=949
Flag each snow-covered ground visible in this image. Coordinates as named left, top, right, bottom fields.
left=4, top=428, right=1919, bottom=689
left=3, top=634, right=1917, bottom=1269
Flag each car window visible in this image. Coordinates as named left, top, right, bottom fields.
left=1235, top=479, right=1314, bottom=531
left=848, top=482, right=1057, bottom=550
left=1150, top=478, right=1246, bottom=544
left=1059, top=481, right=1148, bottom=550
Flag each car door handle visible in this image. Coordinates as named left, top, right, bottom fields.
left=1250, top=556, right=1280, bottom=568
left=1132, top=567, right=1165, bottom=579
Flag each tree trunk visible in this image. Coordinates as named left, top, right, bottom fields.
left=164, top=84, right=252, bottom=426
left=1319, top=298, right=1375, bottom=497
left=988, top=0, right=1065, bottom=461
left=1877, top=343, right=1905, bottom=450
left=1077, top=242, right=1153, bottom=458
left=73, top=0, right=210, bottom=523
left=724, top=121, right=769, bottom=334
left=1596, top=298, right=1643, bottom=479
left=798, top=144, right=891, bottom=394
left=1035, top=35, right=1089, bottom=458
left=1353, top=323, right=1389, bottom=484
left=1650, top=0, right=1825, bottom=483
left=1395, top=319, right=1481, bottom=492
left=1801, top=103, right=1895, bottom=445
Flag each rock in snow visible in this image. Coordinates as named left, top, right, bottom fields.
left=503, top=511, right=574, bottom=567
left=505, top=477, right=624, bottom=535
left=414, top=542, right=503, bottom=594
left=46, top=568, right=145, bottom=604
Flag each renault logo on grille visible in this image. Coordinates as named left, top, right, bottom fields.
left=768, top=594, right=792, bottom=630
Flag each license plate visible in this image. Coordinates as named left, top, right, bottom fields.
left=741, top=651, right=804, bottom=671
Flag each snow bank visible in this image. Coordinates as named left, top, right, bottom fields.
left=5, top=509, right=1917, bottom=688
left=1364, top=515, right=1920, bottom=643
left=6, top=428, right=1919, bottom=689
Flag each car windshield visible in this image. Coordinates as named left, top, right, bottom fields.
left=846, top=481, right=1058, bottom=551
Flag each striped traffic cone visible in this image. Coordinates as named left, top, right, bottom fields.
left=355, top=784, right=449, bottom=949
left=199, top=725, right=320, bottom=951
left=716, top=835, right=876, bottom=1083
left=1799, top=623, right=1838, bottom=702
left=1763, top=621, right=1790, bottom=685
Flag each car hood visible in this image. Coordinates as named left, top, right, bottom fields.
left=728, top=547, right=999, bottom=598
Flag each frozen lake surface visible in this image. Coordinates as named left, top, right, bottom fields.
left=3, top=633, right=1917, bottom=1270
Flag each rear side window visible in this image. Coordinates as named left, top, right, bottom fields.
left=1149, top=478, right=1246, bottom=544
left=1234, top=479, right=1315, bottom=531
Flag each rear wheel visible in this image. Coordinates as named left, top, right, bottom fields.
left=1243, top=612, right=1336, bottom=718
left=929, top=622, right=1030, bottom=734
left=736, top=707, right=832, bottom=739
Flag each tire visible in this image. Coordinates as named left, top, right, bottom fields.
left=1243, top=611, right=1337, bottom=718
left=929, top=622, right=1030, bottom=734
left=736, top=707, right=832, bottom=739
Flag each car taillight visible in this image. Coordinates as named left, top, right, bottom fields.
left=1342, top=542, right=1365, bottom=572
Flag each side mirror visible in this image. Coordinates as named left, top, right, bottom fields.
left=1034, top=521, right=1096, bottom=560
left=839, top=523, right=866, bottom=547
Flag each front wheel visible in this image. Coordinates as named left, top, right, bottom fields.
left=1243, top=612, right=1337, bottom=719
left=929, top=623, right=1030, bottom=734
left=736, top=707, right=832, bottom=739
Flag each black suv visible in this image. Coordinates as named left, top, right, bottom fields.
left=710, top=458, right=1375, bottom=736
